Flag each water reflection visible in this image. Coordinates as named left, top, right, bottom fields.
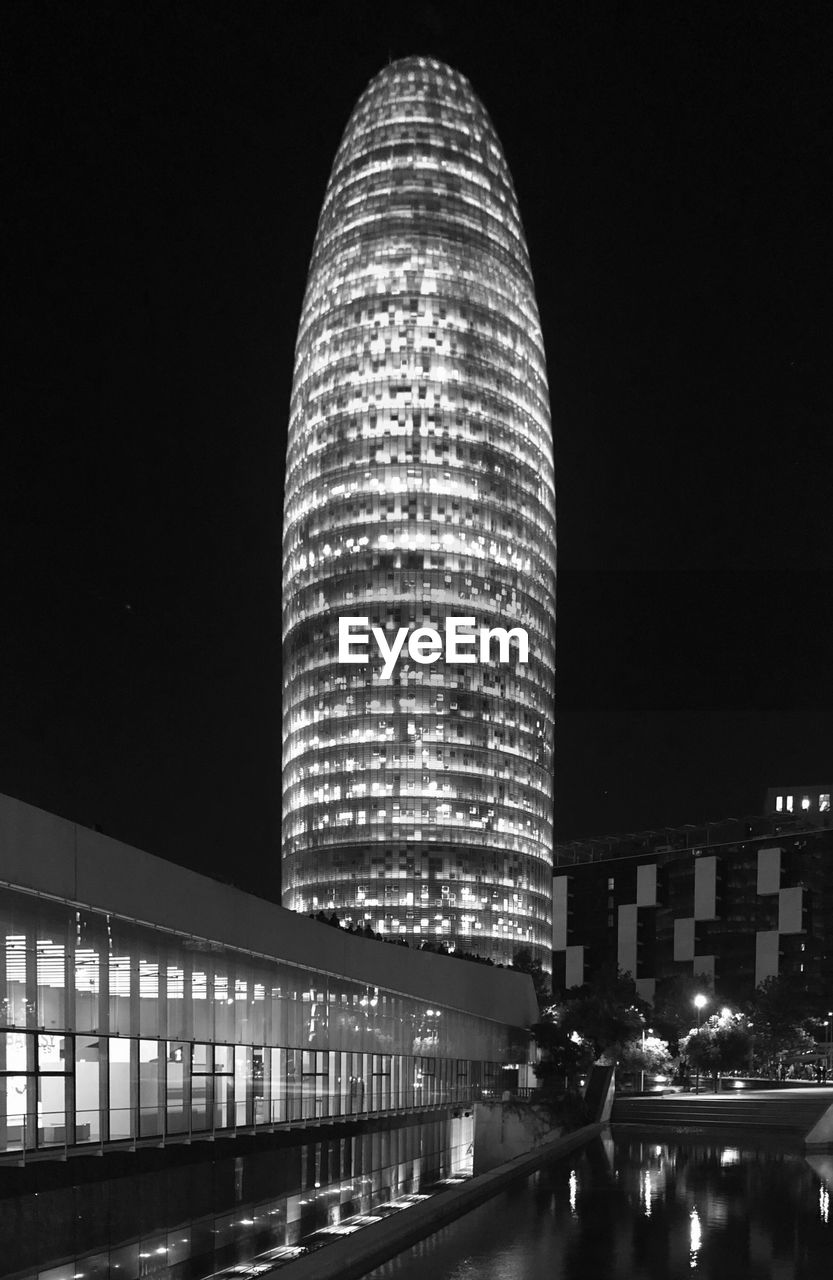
left=4, top=1132, right=831, bottom=1279
left=0, top=1113, right=473, bottom=1279
left=689, top=1206, right=701, bottom=1269
left=366, top=1136, right=832, bottom=1280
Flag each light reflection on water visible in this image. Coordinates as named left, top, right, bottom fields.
left=365, top=1137, right=832, bottom=1280
left=689, top=1206, right=701, bottom=1269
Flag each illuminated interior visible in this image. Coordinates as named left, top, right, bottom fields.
left=282, top=58, right=556, bottom=967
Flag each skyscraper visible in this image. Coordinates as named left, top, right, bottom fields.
left=282, top=57, right=555, bottom=968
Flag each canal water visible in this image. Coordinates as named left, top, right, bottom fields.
left=4, top=1132, right=830, bottom=1277
left=365, top=1135, right=832, bottom=1280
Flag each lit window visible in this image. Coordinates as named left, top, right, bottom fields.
left=775, top=795, right=784, bottom=812
left=801, top=796, right=811, bottom=811
left=786, top=795, right=794, bottom=812
left=820, top=794, right=830, bottom=812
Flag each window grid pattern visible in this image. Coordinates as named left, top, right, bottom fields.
left=283, top=57, right=555, bottom=968
left=0, top=886, right=514, bottom=1156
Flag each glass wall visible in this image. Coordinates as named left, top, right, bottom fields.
left=0, top=884, right=517, bottom=1156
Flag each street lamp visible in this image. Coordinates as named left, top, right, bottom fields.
left=640, top=1026, right=654, bottom=1094
left=693, top=994, right=709, bottom=1095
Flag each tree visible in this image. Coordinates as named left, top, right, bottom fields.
left=746, top=975, right=814, bottom=1075
left=531, top=1014, right=595, bottom=1094
left=511, top=947, right=552, bottom=1012
left=652, top=972, right=716, bottom=1052
left=557, top=966, right=649, bottom=1061
left=680, top=1009, right=752, bottom=1087
left=618, top=1034, right=673, bottom=1078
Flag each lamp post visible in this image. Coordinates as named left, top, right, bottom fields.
left=747, top=1021, right=755, bottom=1077
left=693, top=994, right=708, bottom=1095
left=640, top=1027, right=654, bottom=1094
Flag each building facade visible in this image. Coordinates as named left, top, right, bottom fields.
left=282, top=57, right=556, bottom=968
left=0, top=794, right=536, bottom=1164
left=765, top=783, right=831, bottom=822
left=552, top=807, right=833, bottom=1011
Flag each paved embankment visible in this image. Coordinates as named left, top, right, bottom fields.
left=611, top=1087, right=833, bottom=1144
left=280, top=1122, right=602, bottom=1280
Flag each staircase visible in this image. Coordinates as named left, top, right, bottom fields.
left=611, top=1088, right=833, bottom=1143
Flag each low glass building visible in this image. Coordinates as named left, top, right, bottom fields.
left=0, top=794, right=536, bottom=1160
left=282, top=57, right=556, bottom=968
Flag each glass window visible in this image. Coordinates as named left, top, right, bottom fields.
left=1, top=1033, right=33, bottom=1151
left=2, top=930, right=28, bottom=1028
left=214, top=971, right=233, bottom=1041
left=37, top=1073, right=66, bottom=1147
left=166, top=964, right=186, bottom=1039
left=166, top=1041, right=189, bottom=1135
left=252, top=1047, right=266, bottom=1125
left=36, top=920, right=65, bottom=1030
left=267, top=1046, right=286, bottom=1123
left=35, top=1033, right=70, bottom=1148
left=2, top=1075, right=29, bottom=1150
left=75, top=1035, right=101, bottom=1143
left=234, top=1045, right=252, bottom=1127
left=139, top=1039, right=163, bottom=1138
left=192, top=969, right=211, bottom=1040
left=192, top=1042, right=210, bottom=1073
left=328, top=1050, right=341, bottom=1117
left=109, top=950, right=132, bottom=1036
left=191, top=1044, right=211, bottom=1133
left=371, top=1054, right=392, bottom=1110
left=139, top=955, right=160, bottom=1038
left=213, top=1045, right=233, bottom=1131
left=302, top=1049, right=328, bottom=1119
left=74, top=917, right=101, bottom=1033
left=286, top=1048, right=303, bottom=1121
left=109, top=1037, right=134, bottom=1139
left=38, top=1033, right=68, bottom=1072
left=214, top=1043, right=233, bottom=1073
left=1, top=1029, right=31, bottom=1072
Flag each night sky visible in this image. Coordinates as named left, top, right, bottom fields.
left=4, top=2, right=831, bottom=899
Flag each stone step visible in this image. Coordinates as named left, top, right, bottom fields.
left=612, top=1102, right=826, bottom=1111
left=610, top=1094, right=833, bottom=1134
left=613, top=1120, right=813, bottom=1132
left=612, top=1105, right=824, bottom=1118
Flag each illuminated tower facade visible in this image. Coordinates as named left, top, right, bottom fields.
left=282, top=57, right=555, bottom=968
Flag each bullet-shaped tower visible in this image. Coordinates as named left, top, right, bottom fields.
left=282, top=57, right=556, bottom=968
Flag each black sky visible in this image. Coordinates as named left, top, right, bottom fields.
left=3, top=1, right=831, bottom=898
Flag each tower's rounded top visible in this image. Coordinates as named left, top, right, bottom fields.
left=349, top=55, right=493, bottom=142
left=366, top=54, right=473, bottom=91
left=309, top=52, right=529, bottom=294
